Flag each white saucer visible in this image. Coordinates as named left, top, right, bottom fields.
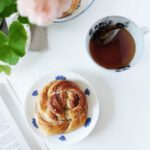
left=54, top=0, right=95, bottom=23
left=24, top=71, right=100, bottom=145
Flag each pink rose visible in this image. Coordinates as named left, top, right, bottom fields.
left=17, top=0, right=71, bottom=26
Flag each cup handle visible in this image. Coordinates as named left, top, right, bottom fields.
left=140, top=26, right=149, bottom=35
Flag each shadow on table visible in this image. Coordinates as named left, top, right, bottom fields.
left=72, top=69, right=114, bottom=137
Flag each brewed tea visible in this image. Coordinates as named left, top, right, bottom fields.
left=89, top=26, right=135, bottom=69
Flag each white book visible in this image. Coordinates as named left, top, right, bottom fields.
left=0, top=81, right=49, bottom=150
left=0, top=96, right=30, bottom=150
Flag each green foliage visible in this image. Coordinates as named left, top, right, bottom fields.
left=0, top=65, right=11, bottom=75
left=1, top=3, right=17, bottom=17
left=0, top=0, right=28, bottom=75
left=8, top=21, right=27, bottom=57
left=0, top=21, right=27, bottom=65
left=18, top=16, right=30, bottom=24
left=0, top=0, right=17, bottom=17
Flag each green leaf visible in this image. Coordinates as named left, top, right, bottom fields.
left=0, top=31, right=8, bottom=48
left=18, top=16, right=30, bottom=24
left=0, top=20, right=27, bottom=66
left=0, top=65, right=11, bottom=75
left=1, top=3, right=17, bottom=17
left=8, top=21, right=27, bottom=57
left=0, top=0, right=15, bottom=13
left=0, top=1, right=8, bottom=13
left=0, top=45, right=19, bottom=65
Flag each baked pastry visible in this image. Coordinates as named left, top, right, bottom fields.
left=35, top=80, right=88, bottom=135
left=62, top=0, right=81, bottom=17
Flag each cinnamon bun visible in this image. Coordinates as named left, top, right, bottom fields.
left=35, top=80, right=88, bottom=135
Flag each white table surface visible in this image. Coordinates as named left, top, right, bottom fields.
left=7, top=0, right=150, bottom=149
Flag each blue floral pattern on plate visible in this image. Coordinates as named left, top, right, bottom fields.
left=32, top=118, right=38, bottom=128
left=84, top=88, right=90, bottom=95
left=32, top=90, right=38, bottom=96
left=59, top=135, right=66, bottom=141
left=55, top=75, right=66, bottom=80
left=84, top=118, right=92, bottom=127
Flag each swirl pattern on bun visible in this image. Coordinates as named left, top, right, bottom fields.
left=35, top=80, right=88, bottom=135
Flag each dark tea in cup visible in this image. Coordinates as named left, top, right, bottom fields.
left=89, top=23, right=136, bottom=69
left=86, top=16, right=148, bottom=72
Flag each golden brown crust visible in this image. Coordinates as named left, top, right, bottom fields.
left=62, top=0, right=80, bottom=17
left=35, top=80, right=88, bottom=135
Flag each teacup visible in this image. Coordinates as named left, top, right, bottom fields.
left=86, top=16, right=149, bottom=72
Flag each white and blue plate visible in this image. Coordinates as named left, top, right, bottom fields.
left=24, top=71, right=100, bottom=145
